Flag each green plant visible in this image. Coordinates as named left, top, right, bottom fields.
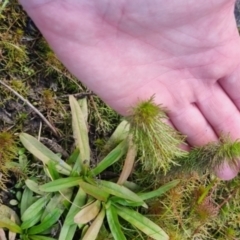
left=126, top=96, right=187, bottom=174
left=0, top=96, right=180, bottom=240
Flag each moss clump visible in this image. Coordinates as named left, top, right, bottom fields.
left=126, top=96, right=187, bottom=174
left=177, top=135, right=240, bottom=174
left=0, top=131, right=18, bottom=190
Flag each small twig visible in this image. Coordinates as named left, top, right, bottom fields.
left=0, top=79, right=59, bottom=136
left=55, top=92, right=94, bottom=99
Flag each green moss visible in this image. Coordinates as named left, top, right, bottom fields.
left=126, top=96, right=186, bottom=174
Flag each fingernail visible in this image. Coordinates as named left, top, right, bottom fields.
left=214, top=162, right=239, bottom=181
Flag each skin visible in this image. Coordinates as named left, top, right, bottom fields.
left=20, top=0, right=240, bottom=180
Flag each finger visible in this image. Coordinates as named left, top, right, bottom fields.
left=214, top=162, right=240, bottom=180
left=168, top=103, right=218, bottom=146
left=219, top=65, right=240, bottom=112
left=196, top=82, right=240, bottom=180
left=196, top=82, right=240, bottom=140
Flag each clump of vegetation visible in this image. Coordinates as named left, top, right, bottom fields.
left=0, top=96, right=179, bottom=240
left=126, top=96, right=187, bottom=174
left=176, top=135, right=240, bottom=175
left=1, top=1, right=240, bottom=240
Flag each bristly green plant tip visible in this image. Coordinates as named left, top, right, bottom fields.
left=126, top=96, right=187, bottom=174
left=177, top=135, right=240, bottom=174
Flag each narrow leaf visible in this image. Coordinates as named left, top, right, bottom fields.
left=39, top=177, right=82, bottom=192
left=79, top=180, right=109, bottom=202
left=82, top=208, right=105, bottom=240
left=138, top=180, right=180, bottom=200
left=21, top=210, right=42, bottom=230
left=64, top=188, right=87, bottom=227
left=58, top=224, right=77, bottom=240
left=21, top=195, right=50, bottom=222
left=106, top=204, right=126, bottom=240
left=46, top=161, right=60, bottom=180
left=103, top=120, right=130, bottom=151
left=41, top=193, right=68, bottom=221
left=20, top=133, right=72, bottom=175
left=20, top=187, right=34, bottom=216
left=28, top=208, right=62, bottom=235
left=99, top=180, right=147, bottom=208
left=25, top=179, right=45, bottom=195
left=115, top=206, right=169, bottom=240
left=69, top=95, right=90, bottom=165
left=91, top=140, right=128, bottom=176
left=74, top=201, right=101, bottom=224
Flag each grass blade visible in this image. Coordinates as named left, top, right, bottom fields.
left=138, top=180, right=180, bottom=200
left=115, top=206, right=169, bottom=240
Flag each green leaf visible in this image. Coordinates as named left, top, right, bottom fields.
left=103, top=120, right=130, bottom=150
left=20, top=186, right=35, bottom=217
left=39, top=177, right=82, bottom=192
left=21, top=195, right=51, bottom=222
left=28, top=208, right=62, bottom=235
left=67, top=149, right=83, bottom=176
left=106, top=203, right=126, bottom=240
left=110, top=197, right=142, bottom=207
left=69, top=95, right=90, bottom=166
left=82, top=208, right=105, bottom=240
left=58, top=224, right=77, bottom=240
left=41, top=193, right=69, bottom=221
left=66, top=148, right=80, bottom=165
left=29, top=236, right=56, bottom=240
left=21, top=210, right=42, bottom=230
left=99, top=180, right=147, bottom=208
left=20, top=133, right=72, bottom=175
left=64, top=188, right=87, bottom=226
left=115, top=206, right=169, bottom=240
left=91, top=140, right=128, bottom=176
left=0, top=218, right=22, bottom=233
left=138, top=180, right=180, bottom=200
left=79, top=180, right=109, bottom=202
left=46, top=161, right=60, bottom=180
left=25, top=179, right=45, bottom=195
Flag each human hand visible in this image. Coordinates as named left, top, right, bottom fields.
left=19, top=0, right=240, bottom=179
